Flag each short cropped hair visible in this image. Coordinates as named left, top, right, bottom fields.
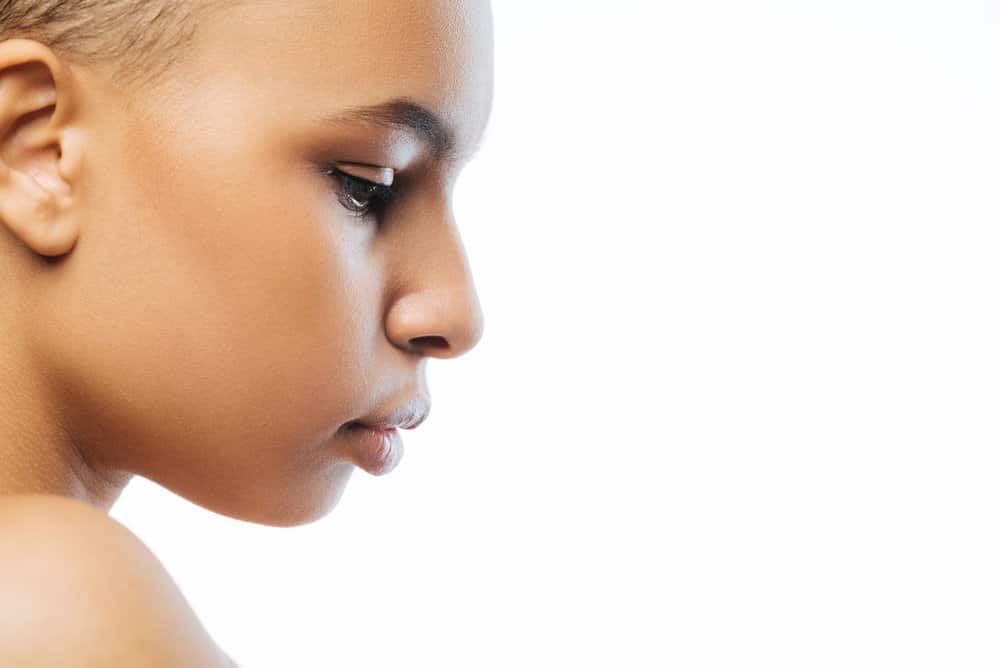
left=0, top=0, right=236, bottom=91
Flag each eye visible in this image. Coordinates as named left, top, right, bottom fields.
left=321, top=165, right=402, bottom=219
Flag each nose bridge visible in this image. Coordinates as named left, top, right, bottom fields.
left=384, top=200, right=484, bottom=359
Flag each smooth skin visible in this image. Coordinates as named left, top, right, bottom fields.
left=0, top=0, right=492, bottom=664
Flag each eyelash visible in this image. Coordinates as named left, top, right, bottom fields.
left=321, top=165, right=402, bottom=219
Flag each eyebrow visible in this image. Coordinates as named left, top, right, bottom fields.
left=316, top=98, right=459, bottom=162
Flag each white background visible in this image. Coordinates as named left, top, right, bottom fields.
left=111, top=2, right=1000, bottom=666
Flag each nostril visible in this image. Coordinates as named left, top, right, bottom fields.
left=409, top=335, right=449, bottom=352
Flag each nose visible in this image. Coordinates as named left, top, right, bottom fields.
left=384, top=223, right=485, bottom=360
left=386, top=285, right=484, bottom=358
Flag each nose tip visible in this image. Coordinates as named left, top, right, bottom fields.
left=386, top=285, right=485, bottom=359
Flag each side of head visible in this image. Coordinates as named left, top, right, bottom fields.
left=0, top=0, right=493, bottom=526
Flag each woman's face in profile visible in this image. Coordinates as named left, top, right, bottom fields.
left=39, top=0, right=493, bottom=525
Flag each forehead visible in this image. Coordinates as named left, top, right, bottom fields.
left=183, top=0, right=494, bottom=155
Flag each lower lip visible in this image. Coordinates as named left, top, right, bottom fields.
left=348, top=426, right=403, bottom=476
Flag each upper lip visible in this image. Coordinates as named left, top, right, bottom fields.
left=350, top=393, right=431, bottom=432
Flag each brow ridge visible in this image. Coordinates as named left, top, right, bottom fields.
left=320, top=98, right=457, bottom=161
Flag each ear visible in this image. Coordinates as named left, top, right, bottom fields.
left=0, top=39, right=85, bottom=257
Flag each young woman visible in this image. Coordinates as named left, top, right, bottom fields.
left=0, top=0, right=493, bottom=664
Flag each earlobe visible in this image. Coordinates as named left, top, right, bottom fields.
left=0, top=162, right=77, bottom=256
left=0, top=39, right=82, bottom=258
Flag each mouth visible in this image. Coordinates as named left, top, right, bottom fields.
left=338, top=393, right=430, bottom=475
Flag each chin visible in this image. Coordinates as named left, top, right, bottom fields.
left=172, top=461, right=357, bottom=528
left=267, top=462, right=357, bottom=528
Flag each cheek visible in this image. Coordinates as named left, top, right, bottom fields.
left=48, top=146, right=385, bottom=493
left=154, top=167, right=383, bottom=436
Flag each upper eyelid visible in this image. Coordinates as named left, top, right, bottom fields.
left=331, top=168, right=402, bottom=201
left=332, top=162, right=395, bottom=186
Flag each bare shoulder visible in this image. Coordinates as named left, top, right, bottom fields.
left=0, top=494, right=236, bottom=667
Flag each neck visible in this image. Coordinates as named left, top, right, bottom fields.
left=0, top=339, right=131, bottom=512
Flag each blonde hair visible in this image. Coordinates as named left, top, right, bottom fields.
left=0, top=0, right=235, bottom=90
